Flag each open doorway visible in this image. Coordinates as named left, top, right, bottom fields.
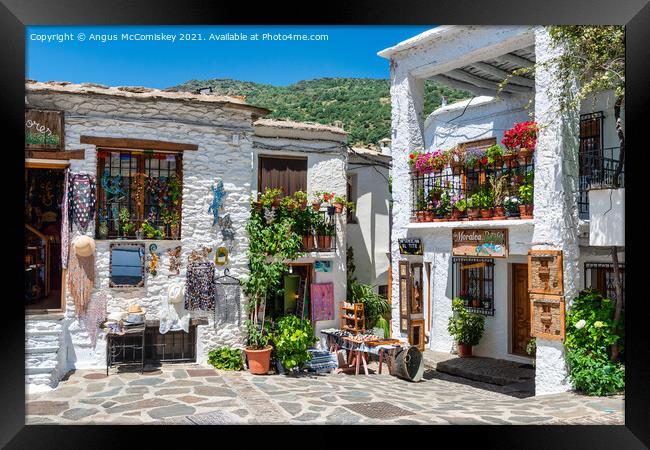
left=265, top=263, right=314, bottom=324
left=25, top=166, right=66, bottom=312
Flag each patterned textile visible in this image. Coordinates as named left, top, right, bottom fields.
left=215, top=284, right=241, bottom=326
left=185, top=261, right=216, bottom=312
left=80, top=291, right=107, bottom=348
left=61, top=169, right=70, bottom=269
left=69, top=174, right=96, bottom=232
left=68, top=243, right=95, bottom=315
left=311, top=282, right=334, bottom=322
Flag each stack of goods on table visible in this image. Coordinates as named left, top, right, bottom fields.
left=305, top=349, right=339, bottom=374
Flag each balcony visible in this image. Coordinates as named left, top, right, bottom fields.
left=410, top=154, right=534, bottom=224
left=578, top=147, right=624, bottom=219
left=300, top=210, right=336, bottom=253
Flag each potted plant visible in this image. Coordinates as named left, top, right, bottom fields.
left=141, top=220, right=163, bottom=239
left=280, top=195, right=298, bottom=211
left=415, top=187, right=426, bottom=222
left=449, top=146, right=465, bottom=173
left=464, top=147, right=488, bottom=170
left=98, top=207, right=109, bottom=239
left=293, top=191, right=309, bottom=210
left=244, top=320, right=273, bottom=375
left=503, top=196, right=521, bottom=219
left=332, top=194, right=348, bottom=214
left=450, top=194, right=466, bottom=221
left=486, top=143, right=504, bottom=166
left=259, top=187, right=283, bottom=209
left=315, top=218, right=334, bottom=249
left=447, top=298, right=485, bottom=357
left=466, top=195, right=481, bottom=220
left=425, top=203, right=435, bottom=222
left=161, top=208, right=180, bottom=239
left=518, top=172, right=534, bottom=219
left=489, top=174, right=508, bottom=220
left=503, top=147, right=518, bottom=166
left=408, top=150, right=422, bottom=171
left=311, top=191, right=322, bottom=211
left=474, top=188, right=494, bottom=219
left=502, top=121, right=538, bottom=164
left=271, top=315, right=318, bottom=375
left=167, top=175, right=182, bottom=206
left=433, top=191, right=451, bottom=221
left=119, top=207, right=135, bottom=238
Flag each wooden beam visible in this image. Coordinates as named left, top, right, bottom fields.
left=80, top=136, right=198, bottom=151
left=493, top=53, right=535, bottom=69
left=25, top=149, right=86, bottom=160
left=447, top=69, right=532, bottom=94
left=431, top=75, right=513, bottom=99
left=465, top=62, right=535, bottom=87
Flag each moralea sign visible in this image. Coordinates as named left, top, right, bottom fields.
left=452, top=229, right=508, bottom=258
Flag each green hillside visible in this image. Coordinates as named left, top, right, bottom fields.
left=174, top=78, right=472, bottom=145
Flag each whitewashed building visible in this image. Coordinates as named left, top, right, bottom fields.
left=379, top=26, right=624, bottom=395
left=24, top=82, right=349, bottom=390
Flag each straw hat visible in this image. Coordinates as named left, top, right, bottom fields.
left=127, top=304, right=144, bottom=314
left=73, top=235, right=96, bottom=257
left=168, top=283, right=185, bottom=304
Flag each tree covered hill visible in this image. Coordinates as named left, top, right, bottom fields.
left=174, top=78, right=472, bottom=145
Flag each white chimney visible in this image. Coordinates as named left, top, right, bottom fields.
left=379, top=137, right=391, bottom=156
left=441, top=95, right=447, bottom=107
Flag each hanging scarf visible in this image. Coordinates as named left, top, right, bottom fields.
left=61, top=169, right=70, bottom=269
left=69, top=174, right=96, bottom=232
left=185, top=261, right=216, bottom=314
left=311, top=282, right=335, bottom=322
left=80, top=291, right=106, bottom=347
left=68, top=242, right=95, bottom=315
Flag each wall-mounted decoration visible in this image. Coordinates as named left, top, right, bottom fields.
left=408, top=318, right=425, bottom=352
left=109, top=242, right=145, bottom=288
left=131, top=173, right=148, bottom=220
left=528, top=250, right=563, bottom=296
left=214, top=246, right=229, bottom=266
left=185, top=261, right=216, bottom=314
left=215, top=268, right=242, bottom=327
left=188, top=246, right=212, bottom=263
left=147, top=249, right=161, bottom=277
left=399, top=238, right=423, bottom=255
left=398, top=261, right=410, bottom=332
left=69, top=173, right=96, bottom=232
left=530, top=295, right=565, bottom=341
left=208, top=180, right=226, bottom=227
left=219, top=213, right=236, bottom=249
left=452, top=229, right=508, bottom=258
left=25, top=109, right=64, bottom=151
left=68, top=241, right=95, bottom=315
left=314, top=260, right=332, bottom=272
left=167, top=246, right=182, bottom=276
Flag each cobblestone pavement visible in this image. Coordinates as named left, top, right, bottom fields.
left=25, top=363, right=624, bottom=425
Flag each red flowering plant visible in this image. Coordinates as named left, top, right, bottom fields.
left=502, top=121, right=539, bottom=152
left=464, top=147, right=488, bottom=169
left=414, top=149, right=449, bottom=175
left=408, top=150, right=422, bottom=168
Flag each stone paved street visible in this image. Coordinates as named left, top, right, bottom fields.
left=25, top=363, right=624, bottom=425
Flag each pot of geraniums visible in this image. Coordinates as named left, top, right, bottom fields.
left=448, top=298, right=485, bottom=357
left=332, top=194, right=350, bottom=214
left=466, top=194, right=481, bottom=220
left=161, top=208, right=180, bottom=239
left=244, top=320, right=273, bottom=375
left=425, top=203, right=435, bottom=222
left=489, top=174, right=508, bottom=220
left=293, top=190, right=308, bottom=210
left=119, top=207, right=135, bottom=239
left=449, top=146, right=465, bottom=174
left=315, top=217, right=334, bottom=249
left=518, top=172, right=534, bottom=219
left=503, top=196, right=521, bottom=218
left=486, top=143, right=504, bottom=167
left=434, top=191, right=451, bottom=221
left=408, top=150, right=422, bottom=172
left=502, top=121, right=538, bottom=164
left=311, top=191, right=322, bottom=211
left=450, top=194, right=466, bottom=221
left=271, top=315, right=318, bottom=375
left=464, top=147, right=488, bottom=171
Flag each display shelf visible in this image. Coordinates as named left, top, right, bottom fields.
left=340, top=303, right=364, bottom=334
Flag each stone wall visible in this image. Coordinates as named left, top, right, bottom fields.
left=26, top=90, right=257, bottom=370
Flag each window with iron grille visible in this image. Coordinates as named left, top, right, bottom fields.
left=451, top=257, right=495, bottom=316
left=584, top=262, right=625, bottom=304
left=578, top=112, right=603, bottom=218
left=96, top=150, right=183, bottom=240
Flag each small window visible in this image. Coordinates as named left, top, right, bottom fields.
left=378, top=285, right=389, bottom=298
left=347, top=173, right=358, bottom=223
left=584, top=262, right=625, bottom=304
left=258, top=156, right=307, bottom=196
left=109, top=242, right=145, bottom=288
left=452, top=257, right=495, bottom=316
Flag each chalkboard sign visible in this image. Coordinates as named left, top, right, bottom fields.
left=399, top=238, right=422, bottom=255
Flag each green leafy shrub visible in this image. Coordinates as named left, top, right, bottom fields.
left=348, top=280, right=390, bottom=328
left=447, top=298, right=485, bottom=346
left=208, top=347, right=244, bottom=371
left=565, top=289, right=625, bottom=395
left=272, top=315, right=317, bottom=371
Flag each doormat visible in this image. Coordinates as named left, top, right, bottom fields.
left=342, top=401, right=415, bottom=419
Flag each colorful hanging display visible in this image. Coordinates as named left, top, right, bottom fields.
left=69, top=173, right=96, bottom=232
left=167, top=246, right=182, bottom=276
left=311, top=282, right=335, bottom=322
left=80, top=291, right=107, bottom=348
left=185, top=261, right=216, bottom=313
left=61, top=169, right=70, bottom=269
left=208, top=180, right=226, bottom=226
left=68, top=242, right=95, bottom=315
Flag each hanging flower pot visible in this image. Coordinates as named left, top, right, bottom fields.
left=503, top=152, right=517, bottom=166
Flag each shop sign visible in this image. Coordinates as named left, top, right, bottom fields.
left=452, top=229, right=508, bottom=258
left=315, top=260, right=332, bottom=272
left=25, top=109, right=64, bottom=151
left=398, top=238, right=422, bottom=255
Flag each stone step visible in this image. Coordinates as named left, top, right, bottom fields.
left=26, top=366, right=57, bottom=375
left=25, top=346, right=60, bottom=354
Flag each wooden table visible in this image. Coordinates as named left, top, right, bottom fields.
left=321, top=330, right=403, bottom=376
left=105, top=323, right=146, bottom=375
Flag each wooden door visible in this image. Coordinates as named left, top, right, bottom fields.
left=512, top=264, right=531, bottom=356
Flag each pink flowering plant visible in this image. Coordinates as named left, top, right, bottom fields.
left=414, top=149, right=449, bottom=175
left=502, top=121, right=539, bottom=151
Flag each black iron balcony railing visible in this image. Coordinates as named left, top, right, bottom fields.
left=579, top=147, right=624, bottom=219
left=410, top=155, right=534, bottom=222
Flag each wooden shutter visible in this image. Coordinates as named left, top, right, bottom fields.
left=398, top=261, right=410, bottom=332
left=258, top=156, right=307, bottom=196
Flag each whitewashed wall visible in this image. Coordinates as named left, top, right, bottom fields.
left=251, top=136, right=348, bottom=346
left=26, top=91, right=256, bottom=369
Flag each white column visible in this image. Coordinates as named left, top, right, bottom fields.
left=389, top=61, right=425, bottom=339
left=532, top=28, right=581, bottom=395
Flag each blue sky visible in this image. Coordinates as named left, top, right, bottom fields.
left=26, top=25, right=434, bottom=88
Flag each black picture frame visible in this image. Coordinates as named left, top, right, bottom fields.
left=4, top=0, right=648, bottom=447
left=109, top=242, right=145, bottom=288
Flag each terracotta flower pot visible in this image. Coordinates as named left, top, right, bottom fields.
left=333, top=202, right=344, bottom=214
left=416, top=211, right=426, bottom=222
left=479, top=208, right=494, bottom=219
left=457, top=343, right=473, bottom=358
left=298, top=200, right=308, bottom=210
left=518, top=148, right=533, bottom=164
left=519, top=204, right=534, bottom=219
left=301, top=235, right=312, bottom=250
left=503, top=153, right=517, bottom=166
left=425, top=211, right=434, bottom=222
left=272, top=199, right=281, bottom=207
left=253, top=201, right=262, bottom=210
left=451, top=208, right=463, bottom=221
left=467, top=207, right=481, bottom=220
left=244, top=346, right=273, bottom=375
left=493, top=206, right=506, bottom=220
left=318, top=235, right=332, bottom=249
left=312, top=202, right=321, bottom=211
